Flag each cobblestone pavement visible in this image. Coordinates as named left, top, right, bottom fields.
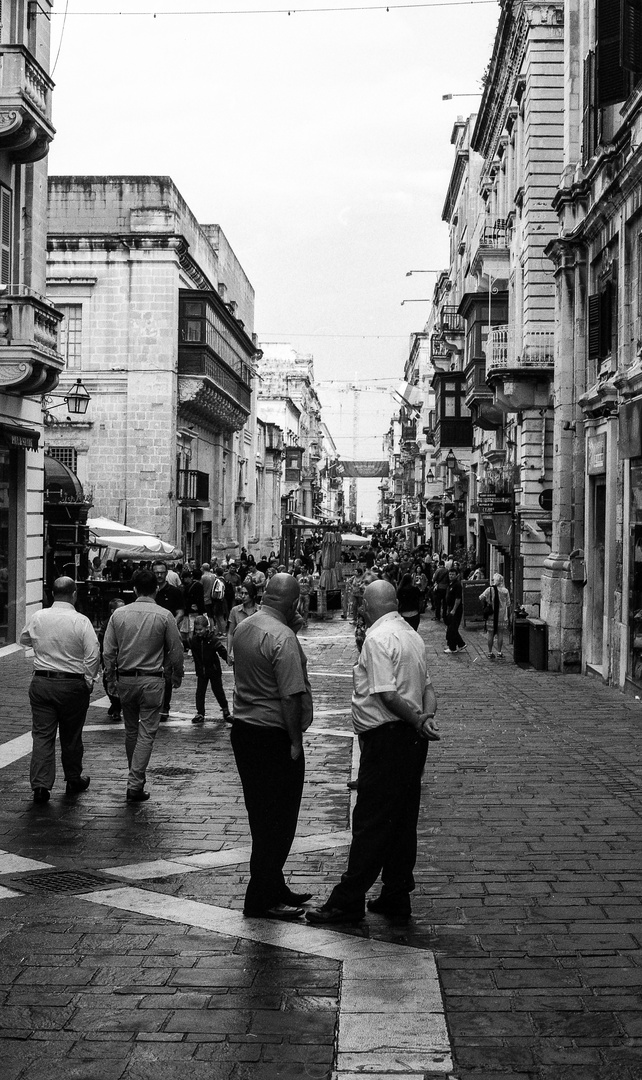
left=1, top=610, right=642, bottom=1079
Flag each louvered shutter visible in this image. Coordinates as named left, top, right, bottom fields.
left=621, top=0, right=642, bottom=72
left=588, top=294, right=601, bottom=362
left=582, top=51, right=597, bottom=161
left=597, top=0, right=628, bottom=106
left=0, top=187, right=11, bottom=285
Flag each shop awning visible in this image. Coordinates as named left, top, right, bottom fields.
left=0, top=423, right=40, bottom=451
left=291, top=513, right=319, bottom=526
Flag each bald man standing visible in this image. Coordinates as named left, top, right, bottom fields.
left=307, top=579, right=440, bottom=924
left=20, top=577, right=100, bottom=804
left=230, top=573, right=313, bottom=920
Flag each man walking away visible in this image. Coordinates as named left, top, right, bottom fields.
left=189, top=616, right=231, bottom=724
left=20, top=577, right=100, bottom=803
left=153, top=561, right=184, bottom=722
left=444, top=567, right=467, bottom=654
left=103, top=569, right=184, bottom=801
left=307, top=579, right=440, bottom=924
left=231, top=573, right=313, bottom=920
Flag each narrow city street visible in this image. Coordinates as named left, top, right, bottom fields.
left=1, top=611, right=642, bottom=1080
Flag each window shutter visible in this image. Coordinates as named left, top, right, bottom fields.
left=588, top=294, right=601, bottom=361
left=582, top=51, right=597, bottom=161
left=0, top=187, right=11, bottom=285
left=621, top=0, right=642, bottom=72
left=597, top=0, right=628, bottom=106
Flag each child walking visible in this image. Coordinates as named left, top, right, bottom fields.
left=188, top=616, right=231, bottom=724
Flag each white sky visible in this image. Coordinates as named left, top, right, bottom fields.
left=48, top=0, right=499, bottom=517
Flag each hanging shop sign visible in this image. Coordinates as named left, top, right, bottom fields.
left=587, top=433, right=606, bottom=475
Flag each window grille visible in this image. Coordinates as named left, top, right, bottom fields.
left=48, top=447, right=78, bottom=473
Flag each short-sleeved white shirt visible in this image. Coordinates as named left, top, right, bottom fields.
left=351, top=611, right=429, bottom=734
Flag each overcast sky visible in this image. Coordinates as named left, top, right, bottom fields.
left=48, top=0, right=499, bottom=518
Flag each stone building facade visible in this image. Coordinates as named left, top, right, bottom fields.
left=542, top=0, right=642, bottom=691
left=0, top=1, right=63, bottom=647
left=256, top=344, right=324, bottom=525
left=416, top=2, right=564, bottom=609
left=45, top=176, right=268, bottom=563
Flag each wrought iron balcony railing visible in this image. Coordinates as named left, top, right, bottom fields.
left=177, top=469, right=210, bottom=504
left=439, top=305, right=465, bottom=335
left=486, top=326, right=554, bottom=374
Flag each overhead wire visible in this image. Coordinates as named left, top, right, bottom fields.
left=47, top=1, right=496, bottom=15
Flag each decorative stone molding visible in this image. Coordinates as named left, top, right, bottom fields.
left=0, top=46, right=55, bottom=163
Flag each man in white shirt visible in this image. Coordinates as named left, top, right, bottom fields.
left=307, top=579, right=440, bottom=924
left=20, top=577, right=101, bottom=804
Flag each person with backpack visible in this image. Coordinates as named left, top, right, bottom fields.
left=479, top=573, right=511, bottom=660
left=210, top=566, right=228, bottom=634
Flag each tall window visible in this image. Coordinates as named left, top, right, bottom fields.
left=58, top=305, right=82, bottom=370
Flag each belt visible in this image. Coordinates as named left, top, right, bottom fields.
left=117, top=669, right=164, bottom=678
left=34, top=671, right=85, bottom=681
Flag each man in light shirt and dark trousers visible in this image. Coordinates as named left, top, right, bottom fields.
left=20, top=577, right=101, bottom=804
left=103, top=569, right=184, bottom=802
left=307, top=579, right=440, bottom=924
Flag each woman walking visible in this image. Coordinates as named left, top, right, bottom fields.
left=480, top=573, right=511, bottom=660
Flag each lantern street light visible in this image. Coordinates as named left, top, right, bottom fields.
left=42, top=379, right=92, bottom=419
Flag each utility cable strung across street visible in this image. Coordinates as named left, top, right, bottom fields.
left=48, top=1, right=497, bottom=16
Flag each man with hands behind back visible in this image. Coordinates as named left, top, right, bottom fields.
left=307, top=578, right=440, bottom=924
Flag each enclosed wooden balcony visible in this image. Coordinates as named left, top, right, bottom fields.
left=178, top=290, right=255, bottom=432
left=0, top=45, right=55, bottom=162
left=0, top=286, right=64, bottom=394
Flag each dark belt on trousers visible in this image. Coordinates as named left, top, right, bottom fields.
left=116, top=669, right=164, bottom=678
left=33, top=671, right=85, bottom=681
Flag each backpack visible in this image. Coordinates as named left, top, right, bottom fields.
left=212, top=577, right=225, bottom=601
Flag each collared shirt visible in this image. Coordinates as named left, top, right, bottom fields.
left=232, top=607, right=313, bottom=730
left=351, top=611, right=429, bottom=734
left=20, top=602, right=101, bottom=686
left=102, top=596, right=184, bottom=680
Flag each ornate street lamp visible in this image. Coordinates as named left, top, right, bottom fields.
left=43, top=379, right=91, bottom=419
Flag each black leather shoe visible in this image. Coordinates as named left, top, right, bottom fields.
left=32, top=787, right=50, bottom=804
left=305, top=904, right=364, bottom=925
left=126, top=788, right=150, bottom=802
left=366, top=895, right=411, bottom=918
left=65, top=775, right=90, bottom=796
left=284, top=890, right=313, bottom=905
left=244, top=903, right=304, bottom=920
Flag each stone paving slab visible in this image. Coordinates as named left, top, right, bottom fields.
left=3, top=614, right=642, bottom=1077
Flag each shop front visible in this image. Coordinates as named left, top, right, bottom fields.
left=620, top=398, right=642, bottom=692
left=0, top=423, right=41, bottom=648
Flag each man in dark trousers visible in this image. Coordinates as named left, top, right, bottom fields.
left=307, top=579, right=440, bottom=924
left=231, top=574, right=313, bottom=920
left=153, top=561, right=184, bottom=722
left=189, top=615, right=231, bottom=724
left=444, top=567, right=467, bottom=654
left=20, top=577, right=100, bottom=803
left=103, top=569, right=184, bottom=801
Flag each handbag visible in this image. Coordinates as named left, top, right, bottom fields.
left=481, top=600, right=493, bottom=619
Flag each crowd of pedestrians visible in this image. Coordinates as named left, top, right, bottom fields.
left=20, top=529, right=511, bottom=924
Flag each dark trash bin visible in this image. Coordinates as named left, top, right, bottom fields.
left=527, top=617, right=548, bottom=670
left=513, top=617, right=529, bottom=664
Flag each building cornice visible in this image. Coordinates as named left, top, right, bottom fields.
left=471, top=2, right=563, bottom=168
